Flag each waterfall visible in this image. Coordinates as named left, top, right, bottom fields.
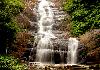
left=67, top=38, right=79, bottom=64
left=34, top=0, right=79, bottom=65
left=35, top=0, right=56, bottom=63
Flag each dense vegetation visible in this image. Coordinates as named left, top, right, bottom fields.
left=0, top=0, right=37, bottom=69
left=0, top=55, right=28, bottom=70
left=0, top=0, right=27, bottom=69
left=0, top=0, right=24, bottom=54
left=63, top=0, right=100, bottom=64
left=63, top=0, right=100, bottom=36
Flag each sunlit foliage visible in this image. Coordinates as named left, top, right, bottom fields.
left=0, top=55, right=28, bottom=70
left=63, top=0, right=100, bottom=36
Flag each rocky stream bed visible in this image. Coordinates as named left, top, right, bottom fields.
left=28, top=62, right=100, bottom=70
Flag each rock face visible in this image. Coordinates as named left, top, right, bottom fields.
left=26, top=0, right=71, bottom=63
left=79, top=29, right=100, bottom=64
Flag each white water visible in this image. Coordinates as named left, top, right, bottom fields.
left=67, top=38, right=79, bottom=64
left=36, top=0, right=56, bottom=63
left=35, top=0, right=79, bottom=64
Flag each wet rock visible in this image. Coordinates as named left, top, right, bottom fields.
left=28, top=63, right=92, bottom=70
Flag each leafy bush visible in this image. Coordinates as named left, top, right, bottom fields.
left=0, top=55, right=28, bottom=70
left=63, top=0, right=100, bottom=36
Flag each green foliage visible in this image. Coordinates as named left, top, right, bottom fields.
left=63, top=0, right=100, bottom=36
left=0, top=0, right=24, bottom=54
left=0, top=55, right=28, bottom=70
left=63, top=0, right=74, bottom=12
left=6, top=20, right=21, bottom=33
left=0, top=0, right=24, bottom=22
left=0, top=21, right=21, bottom=54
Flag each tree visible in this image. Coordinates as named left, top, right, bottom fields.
left=0, top=0, right=24, bottom=54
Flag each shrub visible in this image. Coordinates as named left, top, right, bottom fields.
left=0, top=55, right=28, bottom=70
left=80, top=29, right=100, bottom=62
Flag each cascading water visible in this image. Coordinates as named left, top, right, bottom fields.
left=35, top=0, right=56, bottom=63
left=34, top=0, right=79, bottom=65
left=67, top=38, right=79, bottom=64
